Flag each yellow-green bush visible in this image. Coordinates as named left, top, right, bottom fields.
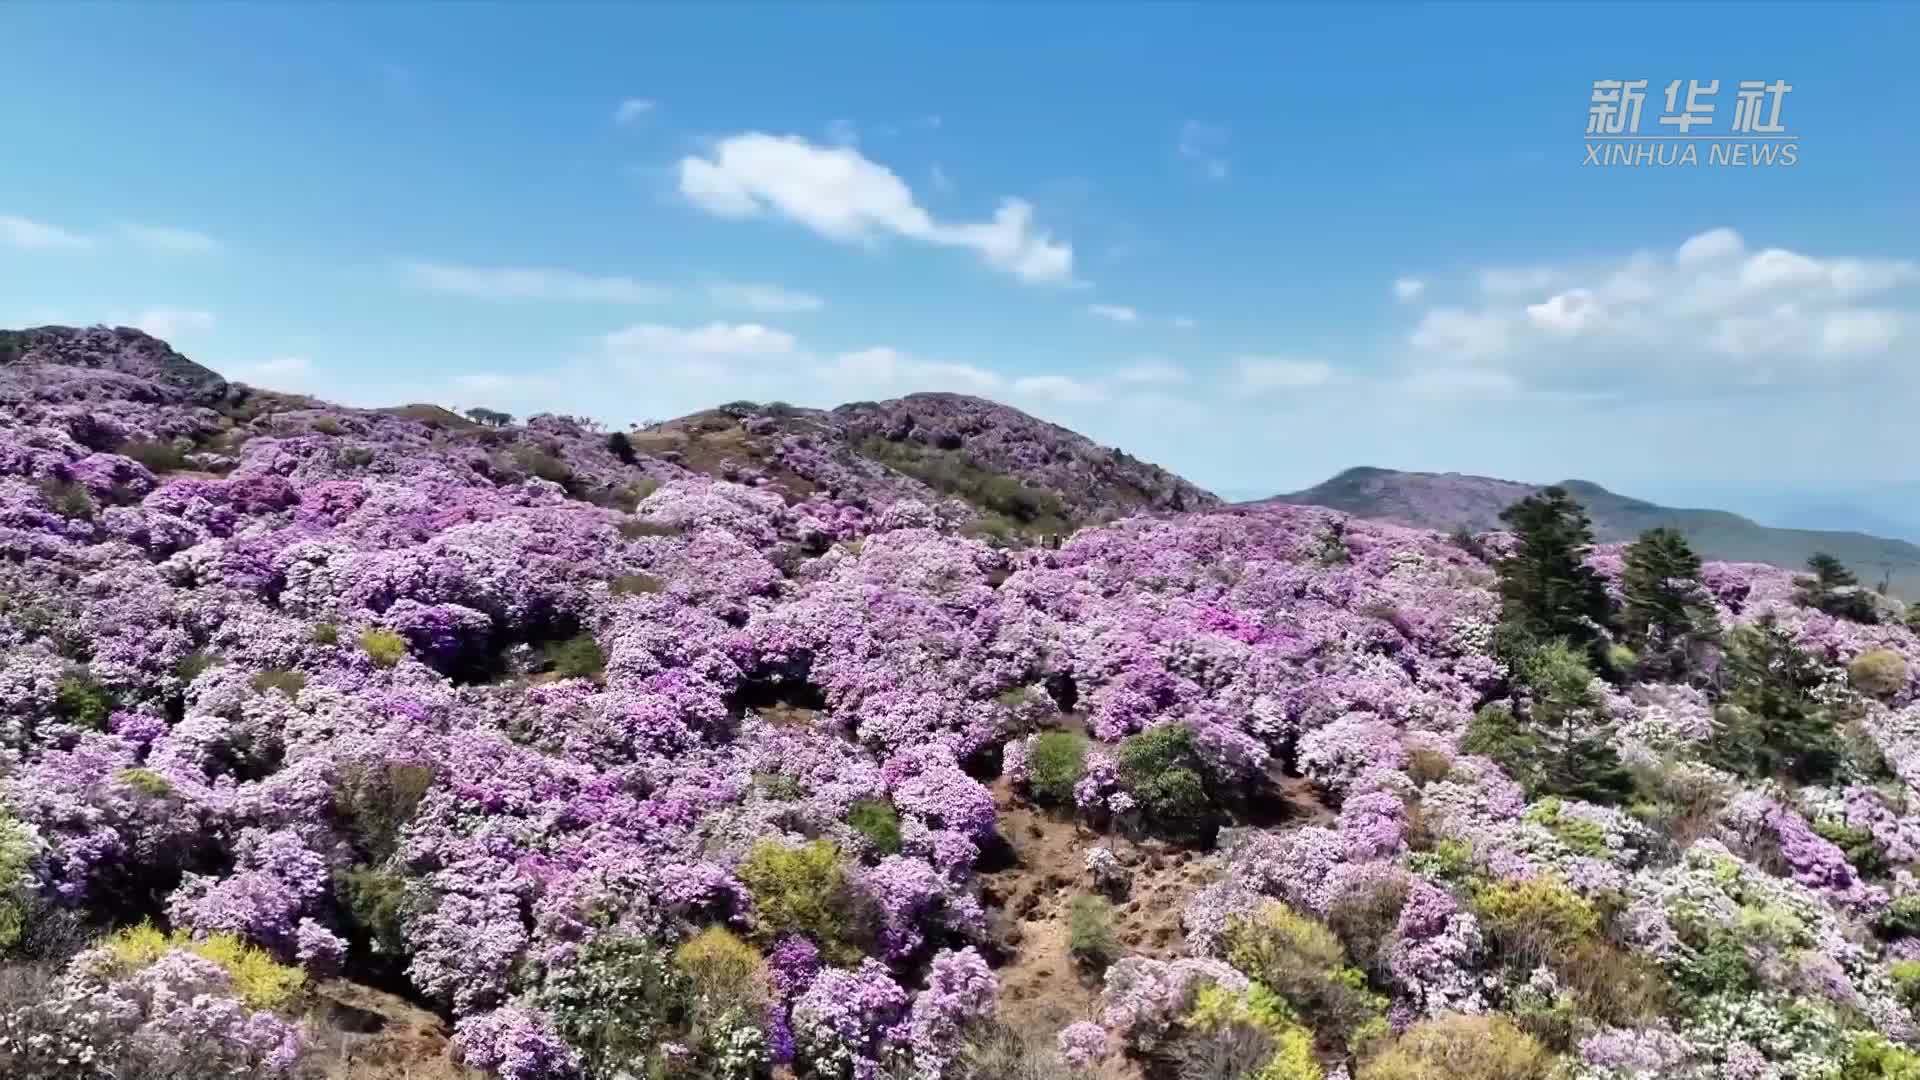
left=673, top=926, right=767, bottom=1008
left=1183, top=983, right=1322, bottom=1080
left=736, top=840, right=867, bottom=963
left=359, top=627, right=407, bottom=668
left=102, top=924, right=307, bottom=1012
left=1225, top=902, right=1385, bottom=1047
left=1850, top=649, right=1910, bottom=699
left=1471, top=875, right=1599, bottom=970
left=0, top=809, right=36, bottom=951
left=1357, top=1013, right=1553, bottom=1080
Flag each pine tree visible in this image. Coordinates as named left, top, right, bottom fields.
left=1794, top=552, right=1879, bottom=624
left=606, top=431, right=638, bottom=465
left=1620, top=527, right=1719, bottom=671
left=1705, top=615, right=1841, bottom=784
left=1494, top=487, right=1610, bottom=659
left=1462, top=640, right=1632, bottom=804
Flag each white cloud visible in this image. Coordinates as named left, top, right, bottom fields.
left=1821, top=309, right=1901, bottom=356
left=1236, top=356, right=1339, bottom=391
left=614, top=99, right=655, bottom=126
left=131, top=307, right=215, bottom=338
left=1114, top=358, right=1188, bottom=385
left=1410, top=307, right=1512, bottom=358
left=1675, top=226, right=1744, bottom=265
left=1479, top=267, right=1561, bottom=296
left=0, top=214, right=91, bottom=250
left=1177, top=121, right=1230, bottom=180
left=1013, top=374, right=1105, bottom=404
left=1171, top=315, right=1197, bottom=329
left=708, top=282, right=825, bottom=313
left=604, top=321, right=797, bottom=358
left=404, top=261, right=671, bottom=303
left=1088, top=303, right=1139, bottom=323
left=119, top=223, right=218, bottom=253
left=1402, top=228, right=1917, bottom=391
left=1392, top=277, right=1426, bottom=302
left=1398, top=368, right=1523, bottom=400
left=230, top=356, right=312, bottom=388
left=677, top=133, right=1074, bottom=284
left=817, top=346, right=1005, bottom=394
left=1525, top=288, right=1604, bottom=335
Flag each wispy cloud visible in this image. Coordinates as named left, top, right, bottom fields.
left=708, top=281, right=825, bottom=313
left=1177, top=121, right=1230, bottom=181
left=120, top=223, right=219, bottom=254
left=1236, top=356, right=1340, bottom=391
left=130, top=307, right=216, bottom=338
left=678, top=133, right=1075, bottom=285
left=1114, top=358, right=1189, bottom=385
left=0, top=214, right=92, bottom=251
left=1087, top=303, right=1139, bottom=324
left=403, top=261, right=671, bottom=303
left=614, top=98, right=656, bottom=126
left=1392, top=277, right=1426, bottom=302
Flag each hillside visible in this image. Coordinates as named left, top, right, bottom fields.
left=4, top=326, right=1920, bottom=1080
left=1270, top=465, right=1920, bottom=597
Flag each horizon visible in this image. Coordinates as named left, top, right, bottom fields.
left=3, top=4, right=1916, bottom=532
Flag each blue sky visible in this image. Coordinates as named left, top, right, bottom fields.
left=2, top=3, right=1917, bottom=517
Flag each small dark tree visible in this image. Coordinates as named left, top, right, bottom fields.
left=1795, top=552, right=1879, bottom=624
left=464, top=407, right=513, bottom=428
left=1464, top=641, right=1631, bottom=804
left=605, top=431, right=638, bottom=465
left=1494, top=487, right=1610, bottom=659
left=1706, top=615, right=1841, bottom=784
left=1619, top=527, right=1719, bottom=672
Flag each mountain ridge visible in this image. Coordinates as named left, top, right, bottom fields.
left=1267, top=465, right=1920, bottom=597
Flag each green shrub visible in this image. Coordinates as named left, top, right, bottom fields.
left=53, top=667, right=114, bottom=728
left=1326, top=870, right=1409, bottom=977
left=1408, top=838, right=1476, bottom=884
left=1181, top=983, right=1324, bottom=1080
left=1357, top=1013, right=1552, bottom=1080
left=334, top=760, right=436, bottom=861
left=0, top=810, right=36, bottom=952
left=512, top=444, right=573, bottom=485
left=1067, top=894, right=1119, bottom=970
left=1224, top=902, right=1385, bottom=1046
left=1471, top=876, right=1599, bottom=971
left=1523, top=798, right=1611, bottom=858
left=541, top=632, right=606, bottom=680
left=673, top=926, right=768, bottom=1011
left=335, top=446, right=375, bottom=469
left=1883, top=895, right=1920, bottom=938
left=618, top=517, right=683, bottom=540
left=1850, top=649, right=1910, bottom=698
left=1813, top=817, right=1886, bottom=876
left=337, top=864, right=416, bottom=957
left=1849, top=1033, right=1920, bottom=1079
left=175, top=649, right=218, bottom=684
left=754, top=773, right=805, bottom=801
left=116, top=438, right=189, bottom=473
left=310, top=417, right=343, bottom=436
left=846, top=799, right=903, bottom=856
left=116, top=768, right=174, bottom=799
left=358, top=627, right=407, bottom=668
left=1890, top=961, right=1920, bottom=1013
left=40, top=479, right=95, bottom=521
left=250, top=669, right=307, bottom=697
left=737, top=840, right=868, bottom=963
left=606, top=431, right=638, bottom=464
left=610, top=573, right=664, bottom=596
left=309, top=622, right=339, bottom=646
left=1117, top=724, right=1214, bottom=835
left=1025, top=731, right=1089, bottom=805
left=1554, top=939, right=1669, bottom=1026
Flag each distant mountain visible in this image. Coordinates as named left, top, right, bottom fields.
left=1266, top=466, right=1920, bottom=598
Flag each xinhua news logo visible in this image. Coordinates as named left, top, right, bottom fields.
left=1585, top=79, right=1797, bottom=168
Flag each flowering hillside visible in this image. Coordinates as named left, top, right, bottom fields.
left=2, top=326, right=1920, bottom=1080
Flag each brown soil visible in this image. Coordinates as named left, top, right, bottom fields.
left=978, top=777, right=1223, bottom=1033
left=301, top=979, right=478, bottom=1080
